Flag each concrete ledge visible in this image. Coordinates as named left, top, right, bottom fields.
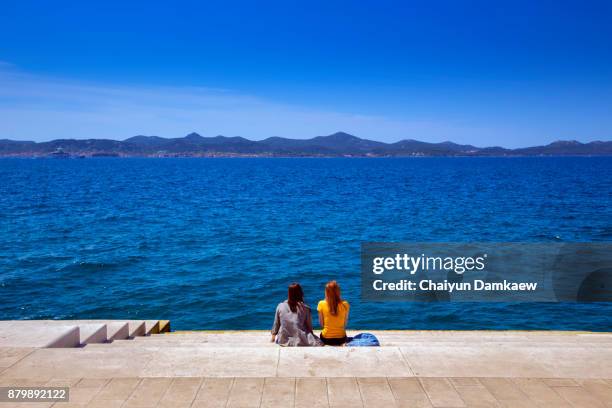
left=1, top=324, right=611, bottom=383
left=0, top=321, right=80, bottom=348
left=1, top=329, right=611, bottom=380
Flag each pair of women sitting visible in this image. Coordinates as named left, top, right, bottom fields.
left=270, top=280, right=349, bottom=346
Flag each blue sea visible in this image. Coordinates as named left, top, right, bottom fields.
left=1, top=157, right=611, bottom=331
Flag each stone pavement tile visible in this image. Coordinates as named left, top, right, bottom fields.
left=295, top=378, right=328, bottom=408
left=357, top=378, right=395, bottom=408
left=0, top=404, right=53, bottom=408
left=552, top=385, right=607, bottom=408
left=142, top=347, right=278, bottom=377
left=452, top=383, right=501, bottom=408
left=387, top=377, right=432, bottom=408
left=50, top=403, right=85, bottom=408
left=496, top=401, right=538, bottom=408
left=226, top=378, right=264, bottom=408
left=122, top=377, right=172, bottom=408
left=419, top=378, right=465, bottom=408
left=541, top=378, right=579, bottom=387
left=327, top=377, right=363, bottom=408
left=93, top=377, right=141, bottom=401
left=157, top=401, right=192, bottom=408
left=75, top=378, right=109, bottom=388
left=0, top=349, right=154, bottom=379
left=574, top=378, right=612, bottom=405
left=193, top=378, right=233, bottom=407
left=45, top=378, right=81, bottom=387
left=511, top=378, right=571, bottom=407
left=0, top=348, right=34, bottom=370
left=0, top=377, right=49, bottom=386
left=260, top=377, right=295, bottom=408
left=158, top=377, right=202, bottom=403
left=278, top=347, right=413, bottom=377
left=401, top=346, right=552, bottom=378
left=536, top=348, right=612, bottom=379
left=58, top=378, right=108, bottom=407
left=479, top=378, right=530, bottom=405
left=85, top=400, right=124, bottom=408
left=191, top=399, right=225, bottom=408
left=449, top=378, right=481, bottom=387
left=63, top=386, right=101, bottom=405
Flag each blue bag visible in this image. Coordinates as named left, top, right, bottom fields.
left=346, top=332, right=380, bottom=347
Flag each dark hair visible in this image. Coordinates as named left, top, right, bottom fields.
left=325, top=280, right=344, bottom=316
left=288, top=283, right=304, bottom=313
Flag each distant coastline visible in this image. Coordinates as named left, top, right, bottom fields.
left=1, top=131, right=611, bottom=158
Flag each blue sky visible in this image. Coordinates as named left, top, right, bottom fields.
left=1, top=0, right=611, bottom=147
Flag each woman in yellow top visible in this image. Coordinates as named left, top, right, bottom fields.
left=317, top=280, right=350, bottom=346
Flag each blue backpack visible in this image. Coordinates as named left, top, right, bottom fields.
left=346, top=332, right=380, bottom=347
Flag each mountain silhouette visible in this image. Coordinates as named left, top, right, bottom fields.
left=1, top=132, right=610, bottom=157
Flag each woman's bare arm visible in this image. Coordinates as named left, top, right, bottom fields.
left=306, top=308, right=313, bottom=333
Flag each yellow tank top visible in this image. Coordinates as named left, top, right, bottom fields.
left=317, top=299, right=350, bottom=338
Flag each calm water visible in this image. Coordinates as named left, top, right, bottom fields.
left=1, top=157, right=611, bottom=331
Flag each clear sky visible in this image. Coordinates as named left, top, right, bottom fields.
left=1, top=0, right=611, bottom=147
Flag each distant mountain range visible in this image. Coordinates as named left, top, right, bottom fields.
left=1, top=132, right=611, bottom=157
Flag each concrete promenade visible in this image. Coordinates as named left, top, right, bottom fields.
left=0, top=321, right=611, bottom=407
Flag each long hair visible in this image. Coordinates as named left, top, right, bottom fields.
left=325, top=280, right=343, bottom=316
left=287, top=283, right=304, bottom=313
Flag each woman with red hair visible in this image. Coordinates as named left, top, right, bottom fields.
left=317, top=280, right=350, bottom=345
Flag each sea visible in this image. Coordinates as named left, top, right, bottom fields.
left=1, top=157, right=611, bottom=331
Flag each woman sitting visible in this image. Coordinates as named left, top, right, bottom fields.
left=317, top=280, right=350, bottom=346
left=271, top=283, right=322, bottom=346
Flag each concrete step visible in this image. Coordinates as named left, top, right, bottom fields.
left=78, top=324, right=108, bottom=345
left=134, top=333, right=268, bottom=341
left=105, top=320, right=147, bottom=337
left=1, top=321, right=114, bottom=347
left=86, top=342, right=278, bottom=349
left=128, top=320, right=169, bottom=335
left=57, top=320, right=150, bottom=337
left=118, top=331, right=612, bottom=349
left=101, top=342, right=254, bottom=347
left=4, top=344, right=612, bottom=380
left=0, top=321, right=80, bottom=348
left=91, top=338, right=612, bottom=350
left=50, top=319, right=167, bottom=337
left=107, top=322, right=130, bottom=341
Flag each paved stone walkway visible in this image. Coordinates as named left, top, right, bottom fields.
left=1, top=329, right=611, bottom=406
left=0, top=376, right=611, bottom=407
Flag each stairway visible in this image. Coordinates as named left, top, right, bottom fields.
left=0, top=319, right=171, bottom=348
